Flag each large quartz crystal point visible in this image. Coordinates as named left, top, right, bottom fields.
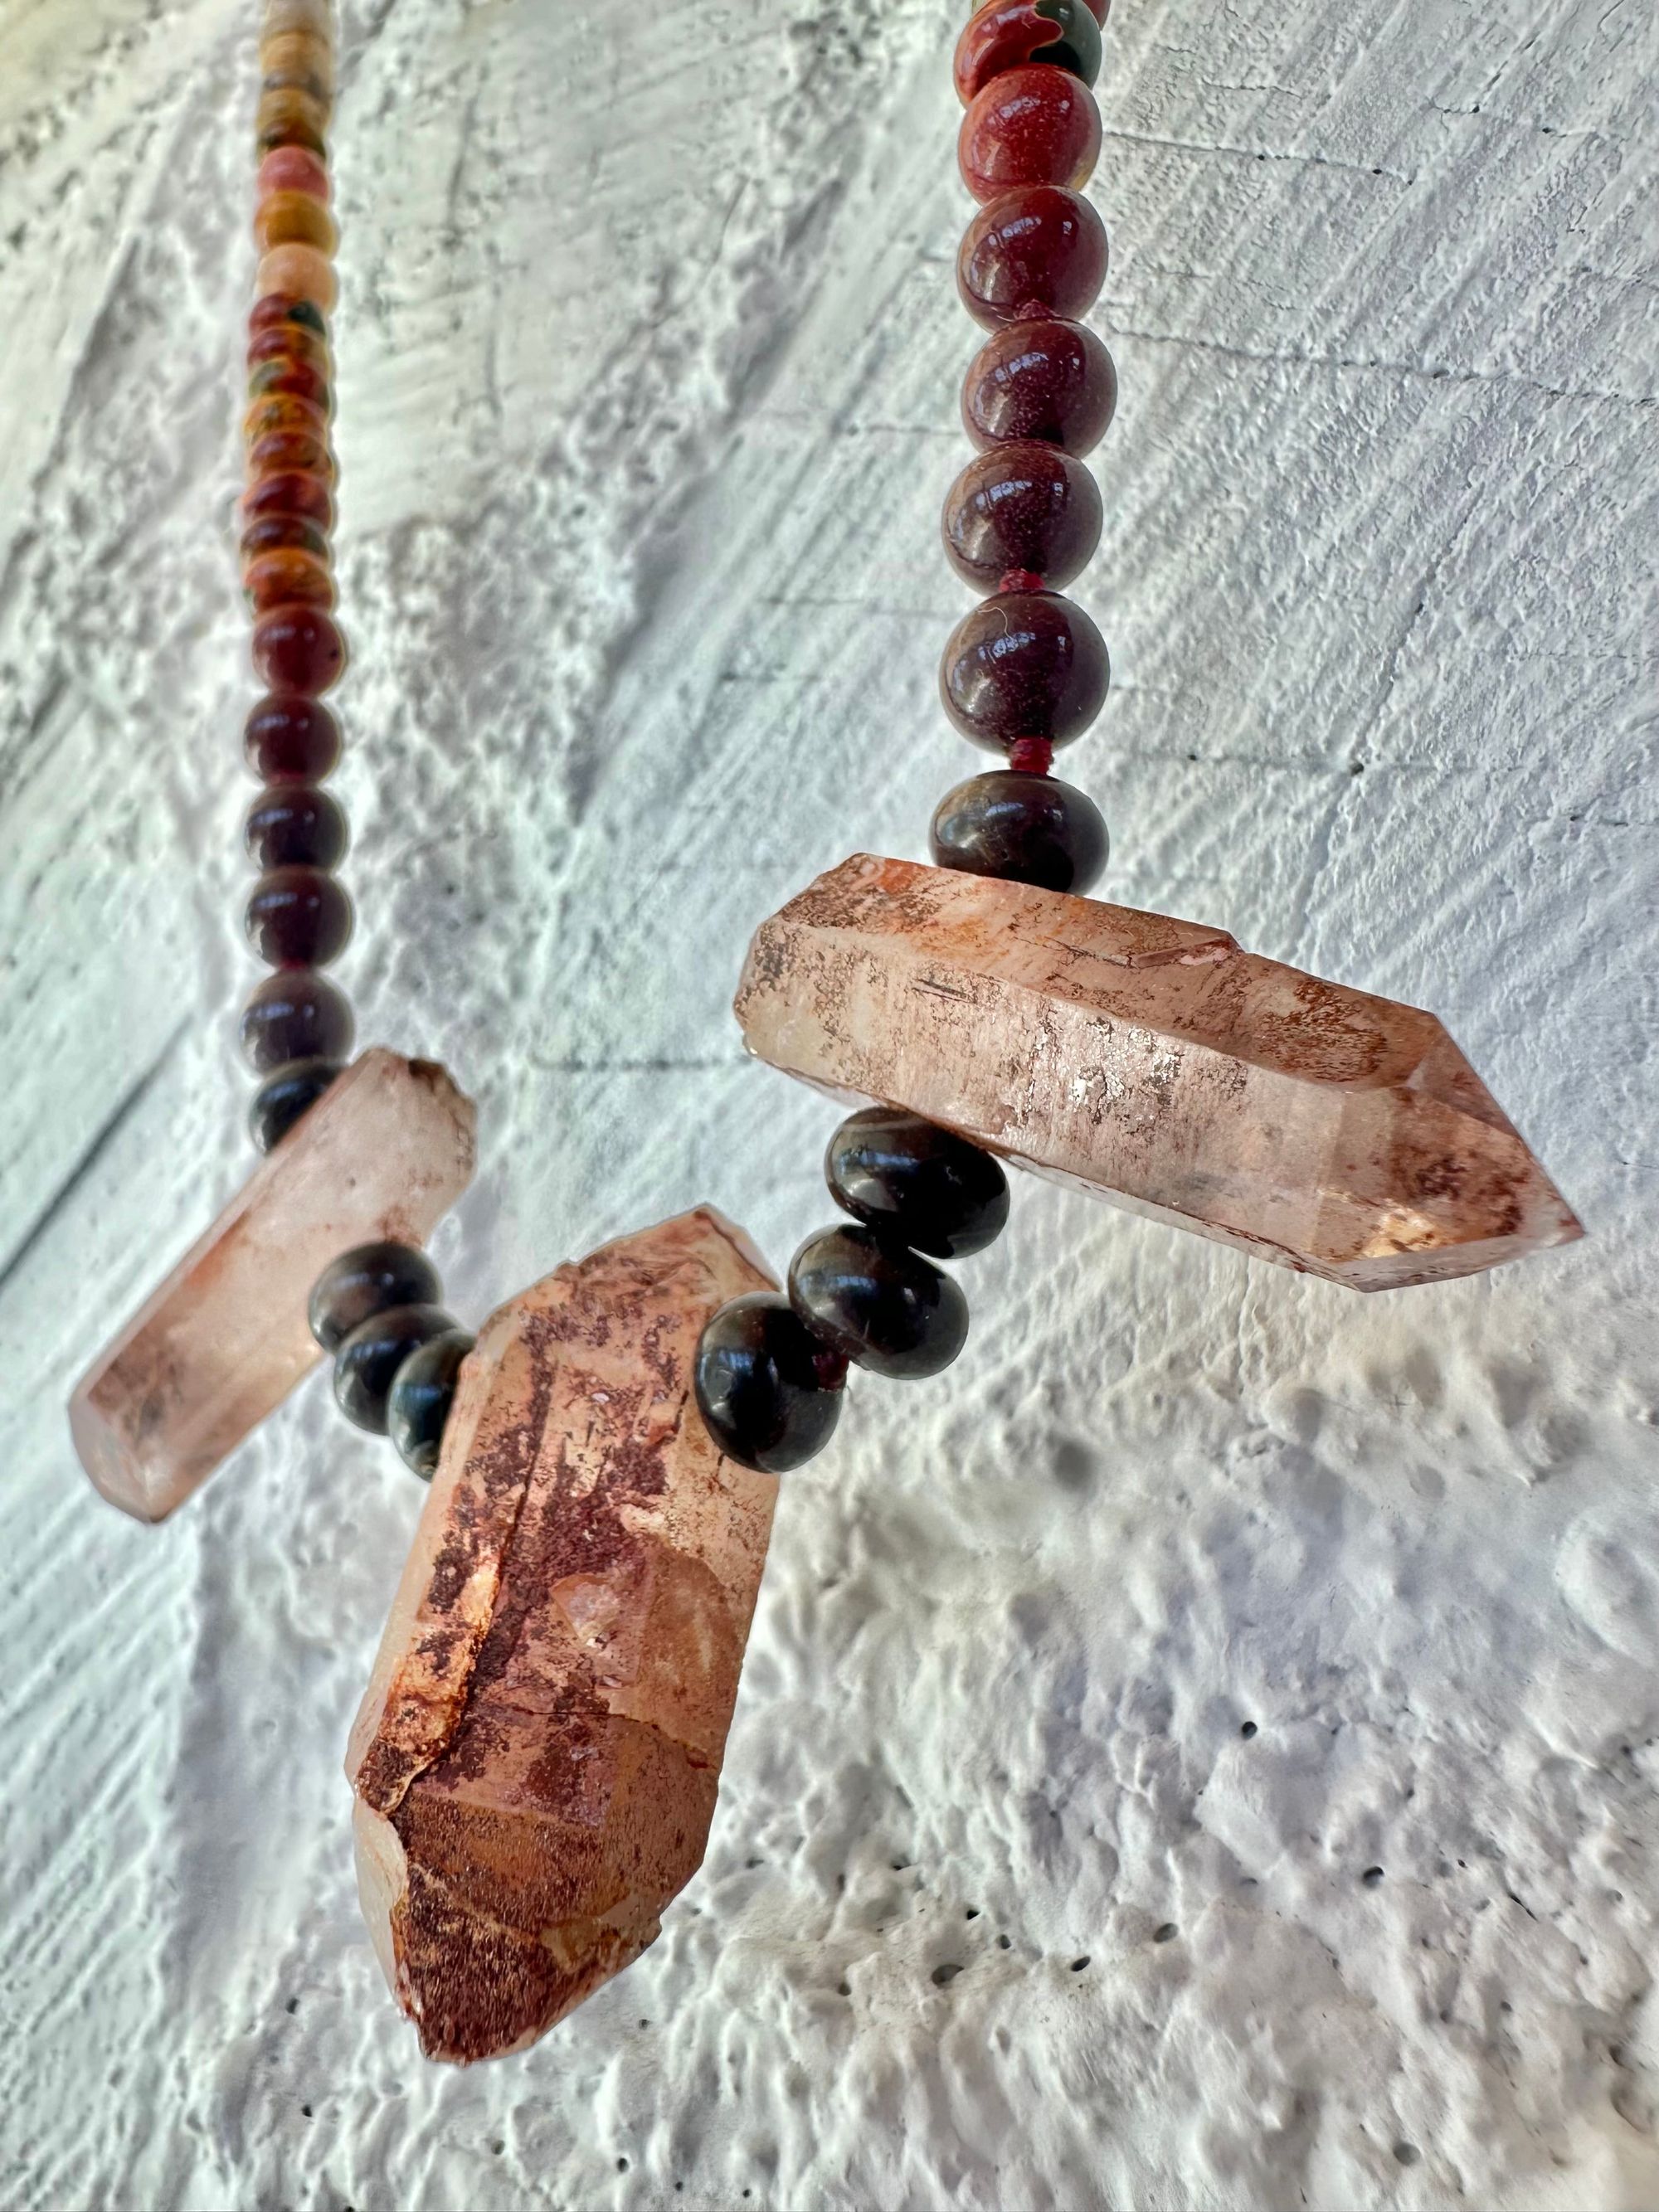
left=346, top=1207, right=780, bottom=2064
left=735, top=855, right=1582, bottom=1291
left=71, top=1049, right=476, bottom=1522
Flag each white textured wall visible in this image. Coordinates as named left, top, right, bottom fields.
left=3, top=0, right=1657, bottom=2205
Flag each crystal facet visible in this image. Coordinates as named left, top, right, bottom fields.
left=346, top=1207, right=779, bottom=2064
left=70, top=1049, right=476, bottom=1520
left=734, top=854, right=1583, bottom=1291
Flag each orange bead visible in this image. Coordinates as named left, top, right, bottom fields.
left=255, top=189, right=338, bottom=255
left=244, top=547, right=335, bottom=614
left=255, top=242, right=337, bottom=312
left=244, top=391, right=328, bottom=445
left=257, top=144, right=330, bottom=202
left=260, top=30, right=335, bottom=99
left=248, top=428, right=333, bottom=479
left=256, top=85, right=329, bottom=157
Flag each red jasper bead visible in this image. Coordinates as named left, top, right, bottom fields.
left=244, top=693, right=340, bottom=781
left=256, top=144, right=330, bottom=202
left=942, top=440, right=1102, bottom=591
left=248, top=356, right=331, bottom=411
left=249, top=293, right=328, bottom=340
left=247, top=323, right=331, bottom=375
left=253, top=602, right=347, bottom=695
left=246, top=783, right=348, bottom=870
left=245, top=548, right=334, bottom=614
left=239, top=512, right=330, bottom=566
left=242, top=470, right=334, bottom=529
left=957, top=186, right=1108, bottom=328
left=240, top=969, right=354, bottom=1072
left=956, top=0, right=1102, bottom=105
left=940, top=588, right=1109, bottom=750
left=962, top=317, right=1117, bottom=455
left=959, top=66, right=1102, bottom=202
left=247, top=427, right=333, bottom=478
left=246, top=865, right=353, bottom=967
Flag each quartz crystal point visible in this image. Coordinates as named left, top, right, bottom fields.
left=346, top=1208, right=779, bottom=2064
left=71, top=1049, right=476, bottom=1521
left=735, top=855, right=1581, bottom=1291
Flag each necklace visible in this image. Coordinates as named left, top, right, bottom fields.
left=69, top=0, right=1580, bottom=2068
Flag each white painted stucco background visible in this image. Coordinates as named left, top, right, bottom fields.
left=2, top=0, right=1656, bottom=2205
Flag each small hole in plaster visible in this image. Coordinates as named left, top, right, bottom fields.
left=1153, top=1924, right=1178, bottom=1944
left=1240, top=1721, right=1258, bottom=1738
left=1363, top=1866, right=1385, bottom=1888
left=932, top=1962, right=963, bottom=1986
left=1394, top=2142, right=1420, bottom=2167
left=997, top=1934, right=1012, bottom=1950
left=1070, top=1956, right=1090, bottom=1972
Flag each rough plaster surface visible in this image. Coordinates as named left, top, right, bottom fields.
left=1, top=1, right=1655, bottom=2206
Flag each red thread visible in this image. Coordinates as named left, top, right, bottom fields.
left=1008, top=737, right=1053, bottom=775
left=998, top=566, right=1044, bottom=596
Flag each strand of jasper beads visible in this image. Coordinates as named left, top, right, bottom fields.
left=691, top=0, right=1114, bottom=1478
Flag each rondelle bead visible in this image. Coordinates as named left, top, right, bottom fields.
left=256, top=143, right=330, bottom=202
left=248, top=356, right=332, bottom=411
left=962, top=317, right=1117, bottom=455
left=246, top=863, right=353, bottom=967
left=246, top=783, right=348, bottom=871
left=245, top=547, right=335, bottom=614
left=247, top=322, right=330, bottom=377
left=958, top=184, right=1107, bottom=328
left=244, top=391, right=328, bottom=444
left=249, top=1055, right=342, bottom=1152
left=253, top=602, right=346, bottom=694
left=249, top=292, right=328, bottom=338
left=693, top=1292, right=848, bottom=1475
left=941, top=588, right=1109, bottom=750
left=309, top=1241, right=443, bottom=1354
left=239, top=967, right=355, bottom=1072
left=240, top=511, right=330, bottom=568
left=942, top=440, right=1102, bottom=591
left=827, top=1108, right=1011, bottom=1261
left=260, top=31, right=337, bottom=100
left=960, top=66, right=1101, bottom=202
left=247, top=427, right=333, bottom=479
left=930, top=767, right=1108, bottom=893
left=387, top=1329, right=475, bottom=1478
left=333, top=1305, right=457, bottom=1436
left=255, top=242, right=338, bottom=314
left=955, top=0, right=1102, bottom=105
left=789, top=1226, right=970, bottom=1381
left=243, top=470, right=334, bottom=529
left=244, top=692, right=340, bottom=780
left=260, top=0, right=335, bottom=36
left=254, top=189, right=338, bottom=255
left=255, top=85, right=330, bottom=158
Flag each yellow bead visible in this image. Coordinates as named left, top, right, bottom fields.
left=255, top=242, right=338, bottom=313
left=256, top=85, right=330, bottom=158
left=254, top=189, right=338, bottom=255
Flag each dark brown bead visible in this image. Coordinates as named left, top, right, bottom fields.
left=248, top=356, right=332, bottom=411
left=240, top=969, right=355, bottom=1072
left=245, top=783, right=348, bottom=870
left=239, top=512, right=330, bottom=566
left=333, top=1305, right=456, bottom=1436
left=694, top=1295, right=847, bottom=1475
left=242, top=470, right=334, bottom=529
left=962, top=317, right=1117, bottom=455
left=941, top=441, right=1102, bottom=591
left=244, top=693, right=340, bottom=781
left=930, top=768, right=1107, bottom=893
left=940, top=589, right=1108, bottom=750
left=309, top=1242, right=443, bottom=1354
left=788, top=1226, right=970, bottom=1381
left=957, top=186, right=1107, bottom=328
left=826, top=1108, right=1010, bottom=1260
left=252, top=602, right=346, bottom=695
left=249, top=1056, right=342, bottom=1152
left=247, top=427, right=333, bottom=479
left=246, top=863, right=353, bottom=967
left=959, top=66, right=1101, bottom=203
left=955, top=0, right=1102, bottom=105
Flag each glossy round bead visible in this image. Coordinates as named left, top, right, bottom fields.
left=249, top=292, right=328, bottom=338
left=387, top=1329, right=475, bottom=1478
left=693, top=1293, right=847, bottom=1475
left=247, top=323, right=330, bottom=377
left=309, top=1241, right=442, bottom=1354
left=333, top=1305, right=456, bottom=1436
left=789, top=1226, right=970, bottom=1381
left=239, top=968, right=354, bottom=1072
left=254, top=189, right=338, bottom=255
left=245, top=547, right=334, bottom=614
left=248, top=356, right=332, bottom=411
left=249, top=1055, right=341, bottom=1152
left=255, top=243, right=337, bottom=314
left=244, top=692, right=339, bottom=780
left=942, top=441, right=1102, bottom=591
left=245, top=783, right=348, bottom=870
left=246, top=863, right=353, bottom=966
left=958, top=185, right=1107, bottom=328
left=960, top=66, right=1101, bottom=202
left=962, top=318, right=1117, bottom=455
left=240, top=511, right=330, bottom=568
left=826, top=1109, right=1010, bottom=1261
left=247, top=427, right=333, bottom=479
left=956, top=0, right=1102, bottom=104
left=243, top=470, right=334, bottom=529
left=256, top=143, right=330, bottom=202
left=255, top=85, right=329, bottom=158
left=244, top=391, right=328, bottom=444
left=931, top=768, right=1107, bottom=893
left=253, top=602, right=346, bottom=694
left=941, top=589, right=1109, bottom=750
left=260, top=31, right=337, bottom=100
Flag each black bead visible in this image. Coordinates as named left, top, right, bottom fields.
left=1034, top=0, right=1102, bottom=86
left=788, top=1225, right=969, bottom=1381
left=387, top=1328, right=474, bottom=1478
left=240, top=970, right=355, bottom=1073
left=333, top=1303, right=456, bottom=1436
left=826, top=1109, right=1010, bottom=1261
left=309, top=1239, right=442, bottom=1354
left=249, top=1056, right=341, bottom=1151
left=245, top=783, right=348, bottom=870
left=930, top=769, right=1108, bottom=894
left=694, top=1293, right=847, bottom=1474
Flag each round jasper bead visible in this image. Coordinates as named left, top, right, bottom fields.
left=334, top=1305, right=457, bottom=1436
left=962, top=318, right=1117, bottom=455
left=941, top=589, right=1109, bottom=750
left=827, top=1109, right=1010, bottom=1261
left=247, top=323, right=329, bottom=377
left=248, top=356, right=331, bottom=411
left=245, top=783, right=348, bottom=871
left=244, top=391, right=328, bottom=444
left=246, top=863, right=353, bottom=967
left=250, top=293, right=328, bottom=338
left=256, top=143, right=330, bottom=202
left=942, top=440, right=1102, bottom=591
left=247, top=427, right=333, bottom=479
left=694, top=1292, right=847, bottom=1475
left=249, top=1055, right=342, bottom=1152
left=240, top=510, right=330, bottom=566
left=255, top=85, right=330, bottom=158
left=960, top=66, right=1101, bottom=202
left=956, top=0, right=1102, bottom=104
left=243, top=470, right=334, bottom=529
left=240, top=968, right=354, bottom=1072
left=245, top=547, right=334, bottom=614
left=261, top=0, right=335, bottom=34
left=387, top=1330, right=475, bottom=1478
left=253, top=602, right=346, bottom=694
left=958, top=185, right=1107, bottom=328
left=931, top=767, right=1108, bottom=893
left=254, top=189, right=338, bottom=256
left=789, top=1226, right=969, bottom=1382
left=255, top=243, right=337, bottom=314
left=260, top=31, right=336, bottom=98
left=244, top=692, right=340, bottom=780
left=309, top=1242, right=443, bottom=1354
